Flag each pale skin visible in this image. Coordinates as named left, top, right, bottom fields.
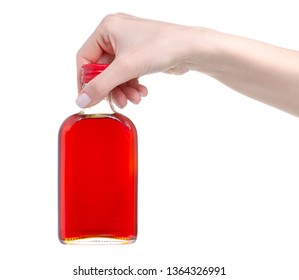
left=76, top=13, right=299, bottom=117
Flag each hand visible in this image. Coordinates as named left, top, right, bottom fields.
left=76, top=13, right=191, bottom=108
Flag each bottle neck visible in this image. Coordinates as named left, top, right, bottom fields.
left=79, top=93, right=116, bottom=116
left=79, top=64, right=114, bottom=116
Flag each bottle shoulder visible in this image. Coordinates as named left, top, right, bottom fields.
left=59, top=112, right=137, bottom=135
left=113, top=112, right=137, bottom=132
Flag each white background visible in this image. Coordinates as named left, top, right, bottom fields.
left=0, top=0, right=298, bottom=279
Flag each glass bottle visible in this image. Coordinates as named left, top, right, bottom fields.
left=58, top=64, right=138, bottom=244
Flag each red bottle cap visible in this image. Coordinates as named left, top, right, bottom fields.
left=81, top=63, right=109, bottom=84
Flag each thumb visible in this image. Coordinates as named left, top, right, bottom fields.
left=75, top=59, right=133, bottom=108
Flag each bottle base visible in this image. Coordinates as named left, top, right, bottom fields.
left=60, top=236, right=136, bottom=245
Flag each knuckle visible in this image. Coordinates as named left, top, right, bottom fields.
left=76, top=49, right=82, bottom=62
left=100, top=13, right=121, bottom=29
left=90, top=77, right=106, bottom=93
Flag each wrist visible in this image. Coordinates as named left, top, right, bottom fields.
left=181, top=26, right=225, bottom=75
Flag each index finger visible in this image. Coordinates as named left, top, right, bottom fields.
left=76, top=30, right=105, bottom=93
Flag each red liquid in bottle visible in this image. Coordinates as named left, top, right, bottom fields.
left=58, top=112, right=138, bottom=244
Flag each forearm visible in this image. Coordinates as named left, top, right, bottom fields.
left=185, top=27, right=299, bottom=117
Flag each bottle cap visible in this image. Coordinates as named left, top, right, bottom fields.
left=81, top=64, right=109, bottom=84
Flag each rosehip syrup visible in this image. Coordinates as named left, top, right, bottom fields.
left=58, top=113, right=137, bottom=244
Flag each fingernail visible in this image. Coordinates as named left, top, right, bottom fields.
left=140, top=90, right=148, bottom=97
left=76, top=92, right=92, bottom=108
